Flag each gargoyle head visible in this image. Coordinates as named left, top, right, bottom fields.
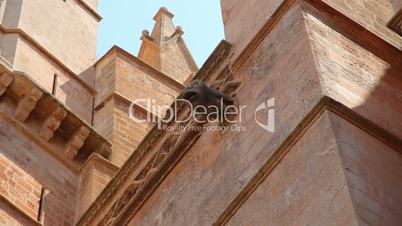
left=180, top=79, right=235, bottom=108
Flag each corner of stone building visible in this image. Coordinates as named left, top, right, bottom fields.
left=327, top=109, right=402, bottom=225
left=75, top=153, right=119, bottom=221
left=299, top=1, right=331, bottom=97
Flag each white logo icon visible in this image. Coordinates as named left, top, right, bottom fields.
left=255, top=98, right=275, bottom=133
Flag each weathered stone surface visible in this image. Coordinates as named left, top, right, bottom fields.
left=227, top=112, right=359, bottom=226
left=39, top=107, right=67, bottom=141
left=0, top=153, right=42, bottom=220
left=1, top=0, right=99, bottom=74
left=2, top=1, right=402, bottom=225
left=321, top=0, right=402, bottom=48
left=227, top=111, right=402, bottom=226
left=221, top=0, right=402, bottom=62
left=128, top=4, right=324, bottom=225
left=77, top=153, right=119, bottom=219
left=15, top=87, right=43, bottom=122
left=330, top=113, right=402, bottom=225
left=304, top=6, right=402, bottom=139
left=94, top=45, right=191, bottom=167
left=125, top=2, right=402, bottom=226
left=0, top=0, right=99, bottom=123
left=0, top=118, right=79, bottom=226
left=64, top=126, right=91, bottom=160
left=220, top=0, right=285, bottom=60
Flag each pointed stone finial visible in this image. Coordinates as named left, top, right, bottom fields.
left=138, top=7, right=198, bottom=84
left=153, top=7, right=174, bottom=20
left=150, top=7, right=176, bottom=46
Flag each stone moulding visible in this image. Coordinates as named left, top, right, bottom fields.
left=77, top=40, right=234, bottom=226
left=0, top=62, right=112, bottom=173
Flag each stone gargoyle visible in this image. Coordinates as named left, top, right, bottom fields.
left=180, top=79, right=236, bottom=108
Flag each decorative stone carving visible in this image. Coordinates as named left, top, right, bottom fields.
left=15, top=87, right=43, bottom=122
left=40, top=107, right=67, bottom=141
left=0, top=69, right=112, bottom=172
left=181, top=79, right=235, bottom=108
left=64, top=126, right=91, bottom=160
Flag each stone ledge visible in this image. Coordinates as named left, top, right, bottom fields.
left=0, top=62, right=112, bottom=173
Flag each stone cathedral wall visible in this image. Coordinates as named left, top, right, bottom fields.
left=126, top=1, right=402, bottom=225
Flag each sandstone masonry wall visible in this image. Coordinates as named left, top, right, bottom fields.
left=94, top=48, right=183, bottom=167
left=127, top=1, right=402, bottom=225
left=0, top=118, right=79, bottom=226
left=128, top=4, right=324, bottom=225
left=227, top=112, right=360, bottom=226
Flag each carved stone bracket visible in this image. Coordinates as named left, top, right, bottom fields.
left=40, top=107, right=67, bottom=141
left=65, top=126, right=91, bottom=160
left=0, top=66, right=112, bottom=171
left=15, top=87, right=43, bottom=122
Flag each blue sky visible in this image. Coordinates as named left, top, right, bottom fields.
left=97, top=1, right=225, bottom=66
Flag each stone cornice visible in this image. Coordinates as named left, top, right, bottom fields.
left=0, top=194, right=43, bottom=226
left=0, top=62, right=111, bottom=174
left=0, top=25, right=97, bottom=94
left=95, top=45, right=185, bottom=92
left=76, top=40, right=233, bottom=226
left=213, top=96, right=402, bottom=225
